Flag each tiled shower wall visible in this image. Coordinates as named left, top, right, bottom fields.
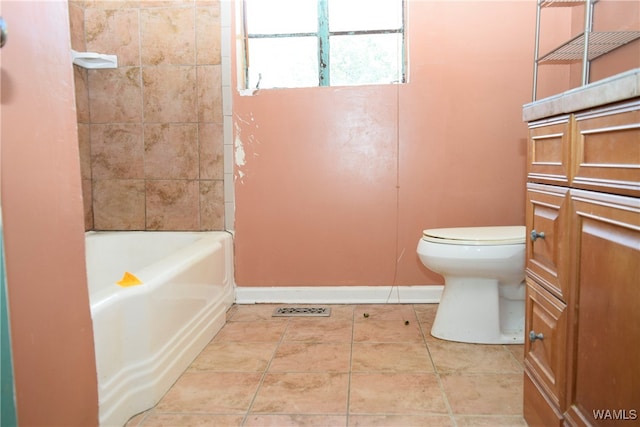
left=69, top=0, right=233, bottom=231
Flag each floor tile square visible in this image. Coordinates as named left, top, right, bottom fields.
left=244, top=414, right=347, bottom=426
left=428, top=340, right=523, bottom=374
left=506, top=344, right=525, bottom=367
left=269, top=342, right=351, bottom=372
left=348, top=414, right=454, bottom=427
left=349, top=373, right=448, bottom=414
left=213, top=319, right=288, bottom=342
left=353, top=319, right=424, bottom=343
left=440, top=373, right=523, bottom=415
left=188, top=341, right=277, bottom=372
left=283, top=319, right=353, bottom=342
left=354, top=304, right=418, bottom=322
left=136, top=413, right=245, bottom=426
left=155, top=372, right=262, bottom=413
left=414, top=304, right=439, bottom=327
left=351, top=342, right=434, bottom=372
left=251, top=373, right=349, bottom=414
left=455, top=415, right=528, bottom=426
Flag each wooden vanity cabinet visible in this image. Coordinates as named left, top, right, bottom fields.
left=564, top=189, right=640, bottom=427
left=524, top=98, right=640, bottom=427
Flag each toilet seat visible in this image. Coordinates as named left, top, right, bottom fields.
left=422, top=226, right=525, bottom=245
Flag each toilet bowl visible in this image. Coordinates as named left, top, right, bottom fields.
left=416, top=226, right=526, bottom=344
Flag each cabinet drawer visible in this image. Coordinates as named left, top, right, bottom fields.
left=526, top=183, right=570, bottom=301
left=573, top=100, right=640, bottom=197
left=524, top=278, right=568, bottom=412
left=528, top=115, right=571, bottom=185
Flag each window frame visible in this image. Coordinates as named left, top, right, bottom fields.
left=240, top=0, right=406, bottom=89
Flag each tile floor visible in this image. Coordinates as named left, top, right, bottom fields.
left=126, top=304, right=527, bottom=427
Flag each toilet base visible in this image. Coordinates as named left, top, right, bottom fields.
left=431, top=277, right=525, bottom=344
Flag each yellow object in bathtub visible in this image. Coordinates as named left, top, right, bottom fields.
left=116, top=271, right=143, bottom=287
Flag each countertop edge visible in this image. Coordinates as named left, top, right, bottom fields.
left=522, top=68, right=640, bottom=122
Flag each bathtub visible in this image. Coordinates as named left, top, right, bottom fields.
left=85, top=231, right=234, bottom=427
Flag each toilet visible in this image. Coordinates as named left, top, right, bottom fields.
left=417, top=226, right=526, bottom=344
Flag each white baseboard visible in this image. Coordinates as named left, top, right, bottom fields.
left=234, top=285, right=443, bottom=305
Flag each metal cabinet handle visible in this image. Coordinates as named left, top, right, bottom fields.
left=0, top=17, right=6, bottom=48
left=529, top=330, right=544, bottom=342
left=531, top=230, right=545, bottom=242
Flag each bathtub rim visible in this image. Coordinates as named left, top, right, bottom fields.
left=86, top=231, right=230, bottom=313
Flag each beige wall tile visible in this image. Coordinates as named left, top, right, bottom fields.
left=93, top=179, right=146, bottom=230
left=69, top=3, right=86, bottom=51
left=85, top=8, right=141, bottom=67
left=196, top=6, right=221, bottom=65
left=199, top=123, right=224, bottom=180
left=140, top=7, right=195, bottom=65
left=77, top=124, right=92, bottom=180
left=140, top=0, right=193, bottom=7
left=143, top=123, right=198, bottom=179
left=194, top=0, right=219, bottom=6
left=82, top=179, right=94, bottom=230
left=73, top=0, right=225, bottom=231
left=88, top=67, right=143, bottom=123
left=85, top=1, right=141, bottom=9
left=146, top=180, right=199, bottom=230
left=197, top=65, right=223, bottom=123
left=199, top=180, right=224, bottom=230
left=142, top=66, right=197, bottom=123
left=73, top=67, right=90, bottom=123
left=91, top=124, right=144, bottom=179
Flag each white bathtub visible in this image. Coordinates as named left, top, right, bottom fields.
left=85, top=231, right=235, bottom=427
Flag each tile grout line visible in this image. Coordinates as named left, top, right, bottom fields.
left=346, top=305, right=356, bottom=426
left=127, top=304, right=526, bottom=425
left=503, top=342, right=526, bottom=370
left=240, top=316, right=290, bottom=426
left=412, top=304, right=459, bottom=427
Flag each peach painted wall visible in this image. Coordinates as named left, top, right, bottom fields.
left=589, top=0, right=640, bottom=82
left=233, top=1, right=542, bottom=287
left=70, top=0, right=225, bottom=231
left=1, top=1, right=99, bottom=425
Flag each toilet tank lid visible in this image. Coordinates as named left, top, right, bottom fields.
left=422, top=226, right=526, bottom=245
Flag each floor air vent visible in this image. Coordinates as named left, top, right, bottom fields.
left=272, top=307, right=331, bottom=317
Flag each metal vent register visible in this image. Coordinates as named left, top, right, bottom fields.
left=272, top=307, right=331, bottom=317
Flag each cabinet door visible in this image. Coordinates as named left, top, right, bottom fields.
left=573, top=100, right=640, bottom=198
left=524, top=278, right=568, bottom=420
left=564, top=190, right=640, bottom=427
left=528, top=115, right=572, bottom=186
left=526, top=183, right=571, bottom=301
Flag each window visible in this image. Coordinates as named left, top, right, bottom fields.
left=240, top=0, right=406, bottom=89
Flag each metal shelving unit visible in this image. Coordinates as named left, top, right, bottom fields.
left=532, top=0, right=640, bottom=101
